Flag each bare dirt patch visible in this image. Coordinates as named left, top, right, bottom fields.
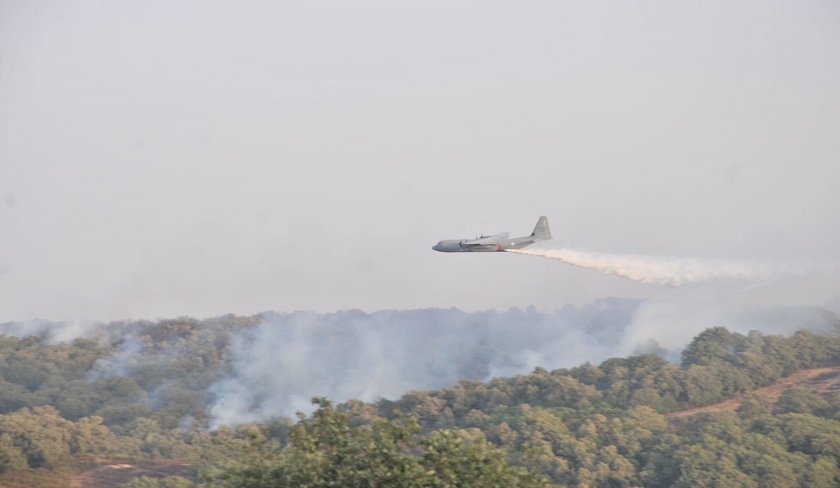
left=665, top=366, right=840, bottom=427
left=70, top=459, right=193, bottom=488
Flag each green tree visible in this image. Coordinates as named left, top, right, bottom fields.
left=0, top=432, right=27, bottom=473
left=0, top=406, right=74, bottom=469
left=776, top=386, right=829, bottom=415
left=212, top=398, right=544, bottom=487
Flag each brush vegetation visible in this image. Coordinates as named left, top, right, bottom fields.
left=1, top=315, right=840, bottom=487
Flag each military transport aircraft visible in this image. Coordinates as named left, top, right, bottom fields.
left=432, top=216, right=551, bottom=252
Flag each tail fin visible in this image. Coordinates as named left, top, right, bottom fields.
left=531, top=216, right=551, bottom=240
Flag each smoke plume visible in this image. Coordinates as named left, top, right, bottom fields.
left=206, top=299, right=839, bottom=425
left=3, top=298, right=838, bottom=428
left=207, top=302, right=643, bottom=425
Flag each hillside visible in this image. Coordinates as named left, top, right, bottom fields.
left=70, top=460, right=192, bottom=488
left=64, top=366, right=840, bottom=488
left=665, top=366, right=840, bottom=426
left=1, top=318, right=840, bottom=487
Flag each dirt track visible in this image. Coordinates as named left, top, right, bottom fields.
left=664, top=366, right=840, bottom=426
left=68, top=367, right=840, bottom=486
left=70, top=460, right=193, bottom=488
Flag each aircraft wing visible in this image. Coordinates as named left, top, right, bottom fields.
left=462, top=232, right=509, bottom=246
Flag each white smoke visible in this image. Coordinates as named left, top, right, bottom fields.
left=0, top=319, right=96, bottom=344
left=205, top=297, right=840, bottom=426
left=508, top=248, right=829, bottom=286
left=207, top=303, right=642, bottom=426
left=3, top=298, right=837, bottom=428
left=86, top=338, right=147, bottom=380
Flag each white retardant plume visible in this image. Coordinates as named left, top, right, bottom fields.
left=507, top=248, right=823, bottom=286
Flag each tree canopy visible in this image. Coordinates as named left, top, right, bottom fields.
left=1, top=315, right=839, bottom=487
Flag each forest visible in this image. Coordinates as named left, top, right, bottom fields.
left=1, top=310, right=840, bottom=487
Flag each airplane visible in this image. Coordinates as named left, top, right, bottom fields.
left=432, top=216, right=551, bottom=252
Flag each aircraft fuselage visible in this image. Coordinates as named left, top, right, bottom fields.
left=432, top=217, right=551, bottom=253
left=432, top=237, right=538, bottom=252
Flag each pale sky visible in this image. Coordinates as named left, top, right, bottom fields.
left=2, top=1, right=839, bottom=321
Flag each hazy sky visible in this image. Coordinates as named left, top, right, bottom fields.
left=2, top=1, right=839, bottom=321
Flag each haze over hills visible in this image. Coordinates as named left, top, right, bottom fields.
left=3, top=0, right=839, bottom=321
left=2, top=307, right=840, bottom=487
left=3, top=298, right=839, bottom=425
left=2, top=1, right=839, bottom=485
